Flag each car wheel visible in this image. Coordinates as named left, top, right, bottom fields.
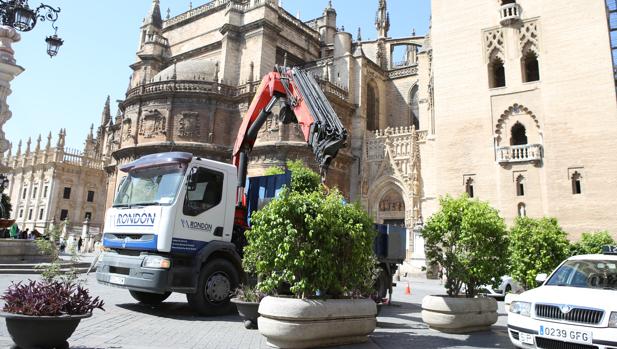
left=129, top=290, right=171, bottom=305
left=187, top=259, right=239, bottom=316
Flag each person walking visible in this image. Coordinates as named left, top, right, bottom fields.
left=77, top=237, right=83, bottom=253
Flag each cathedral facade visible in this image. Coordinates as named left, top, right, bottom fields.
left=95, top=0, right=426, bottom=256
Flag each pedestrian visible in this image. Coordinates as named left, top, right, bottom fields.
left=20, top=228, right=29, bottom=240
left=77, top=237, right=83, bottom=252
left=438, top=265, right=444, bottom=285
left=8, top=223, right=18, bottom=239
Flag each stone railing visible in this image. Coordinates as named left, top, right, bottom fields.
left=496, top=144, right=542, bottom=163
left=500, top=3, right=522, bottom=26
left=164, top=0, right=230, bottom=28
left=144, top=33, right=169, bottom=47
left=126, top=80, right=261, bottom=100
left=388, top=65, right=419, bottom=79
left=315, top=78, right=348, bottom=101
left=62, top=148, right=105, bottom=170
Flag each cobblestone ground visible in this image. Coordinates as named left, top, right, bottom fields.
left=0, top=272, right=515, bottom=349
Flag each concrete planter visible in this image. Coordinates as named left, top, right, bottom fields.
left=1, top=312, right=91, bottom=349
left=258, top=296, right=377, bottom=349
left=231, top=298, right=260, bottom=329
left=421, top=295, right=497, bottom=333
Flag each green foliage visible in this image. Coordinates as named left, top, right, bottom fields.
left=423, top=194, right=508, bottom=297
left=35, top=220, right=81, bottom=284
left=264, top=160, right=322, bottom=194
left=508, top=217, right=570, bottom=290
left=0, top=193, right=11, bottom=219
left=570, top=231, right=616, bottom=256
left=244, top=188, right=377, bottom=299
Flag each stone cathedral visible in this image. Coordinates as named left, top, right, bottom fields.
left=94, top=0, right=428, bottom=259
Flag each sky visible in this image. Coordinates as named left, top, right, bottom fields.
left=6, top=0, right=430, bottom=151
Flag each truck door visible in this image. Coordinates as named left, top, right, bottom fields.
left=172, top=166, right=227, bottom=253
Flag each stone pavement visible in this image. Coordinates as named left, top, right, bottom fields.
left=0, top=271, right=516, bottom=349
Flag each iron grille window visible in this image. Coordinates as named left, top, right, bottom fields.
left=87, top=190, right=94, bottom=202
left=63, top=187, right=71, bottom=199
left=60, top=209, right=68, bottom=221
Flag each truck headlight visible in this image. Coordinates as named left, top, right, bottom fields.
left=510, top=301, right=531, bottom=317
left=610, top=312, right=617, bottom=328
left=142, top=256, right=171, bottom=269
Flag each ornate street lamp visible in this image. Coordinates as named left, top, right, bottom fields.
left=0, top=0, right=62, bottom=57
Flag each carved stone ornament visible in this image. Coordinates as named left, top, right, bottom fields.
left=122, top=119, right=132, bottom=142
left=139, top=109, right=166, bottom=138
left=178, top=112, right=200, bottom=138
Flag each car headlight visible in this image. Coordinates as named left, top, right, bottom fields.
left=510, top=301, right=531, bottom=317
left=142, top=256, right=171, bottom=269
left=610, top=312, right=617, bottom=328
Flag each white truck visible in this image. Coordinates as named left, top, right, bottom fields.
left=96, top=67, right=348, bottom=315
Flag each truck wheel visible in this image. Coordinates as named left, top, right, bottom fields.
left=129, top=290, right=171, bottom=305
left=187, top=259, right=239, bottom=316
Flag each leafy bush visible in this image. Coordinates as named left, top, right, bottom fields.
left=570, top=231, right=616, bottom=256
left=423, top=195, right=508, bottom=297
left=509, top=217, right=570, bottom=290
left=1, top=280, right=104, bottom=316
left=264, top=160, right=322, bottom=194
left=244, top=188, right=376, bottom=299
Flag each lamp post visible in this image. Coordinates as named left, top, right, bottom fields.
left=0, top=0, right=63, bottom=57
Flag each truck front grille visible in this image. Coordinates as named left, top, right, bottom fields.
left=536, top=337, right=597, bottom=349
left=535, top=304, right=604, bottom=325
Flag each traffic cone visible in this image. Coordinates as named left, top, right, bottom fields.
left=405, top=282, right=411, bottom=295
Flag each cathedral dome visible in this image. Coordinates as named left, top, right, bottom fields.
left=154, top=59, right=218, bottom=82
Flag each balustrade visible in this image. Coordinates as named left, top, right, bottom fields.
left=500, top=3, right=522, bottom=26
left=496, top=144, right=542, bottom=163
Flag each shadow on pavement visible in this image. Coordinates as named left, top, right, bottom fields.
left=371, top=331, right=515, bottom=349
left=115, top=302, right=242, bottom=323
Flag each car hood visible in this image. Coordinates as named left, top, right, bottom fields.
left=517, top=286, right=617, bottom=311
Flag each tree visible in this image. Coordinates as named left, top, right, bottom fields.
left=264, top=159, right=322, bottom=194
left=423, top=195, right=508, bottom=297
left=570, top=231, right=616, bottom=255
left=508, top=217, right=570, bottom=290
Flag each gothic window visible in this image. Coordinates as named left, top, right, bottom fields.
left=410, top=85, right=420, bottom=129
left=516, top=175, right=525, bottom=196
left=367, top=81, right=380, bottom=131
left=510, top=122, right=528, bottom=146
left=32, top=187, right=37, bottom=199
left=571, top=172, right=582, bottom=195
left=19, top=209, right=23, bottom=218
left=518, top=203, right=527, bottom=217
left=39, top=209, right=44, bottom=220
left=43, top=186, right=48, bottom=198
left=488, top=57, right=506, bottom=88
left=522, top=51, right=540, bottom=82
left=21, top=187, right=26, bottom=200
left=28, top=209, right=33, bottom=220
left=465, top=178, right=475, bottom=198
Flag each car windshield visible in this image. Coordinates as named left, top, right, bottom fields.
left=113, top=164, right=186, bottom=207
left=546, top=259, right=617, bottom=289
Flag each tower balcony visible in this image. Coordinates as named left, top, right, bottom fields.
left=500, top=3, right=522, bottom=26
left=496, top=144, right=542, bottom=164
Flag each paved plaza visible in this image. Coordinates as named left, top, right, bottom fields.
left=0, top=266, right=515, bottom=349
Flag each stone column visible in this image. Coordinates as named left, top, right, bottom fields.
left=0, top=26, right=24, bottom=173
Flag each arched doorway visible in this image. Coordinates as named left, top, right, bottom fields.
left=378, top=189, right=406, bottom=227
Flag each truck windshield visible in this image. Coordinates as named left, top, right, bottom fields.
left=546, top=259, right=617, bottom=289
left=114, top=165, right=186, bottom=207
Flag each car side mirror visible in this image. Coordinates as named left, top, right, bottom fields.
left=535, top=273, right=548, bottom=285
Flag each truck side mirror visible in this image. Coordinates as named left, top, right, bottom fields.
left=186, top=168, right=197, bottom=191
left=535, top=273, right=548, bottom=285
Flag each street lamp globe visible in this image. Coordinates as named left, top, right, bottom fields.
left=12, top=5, right=35, bottom=31
left=45, top=33, right=62, bottom=57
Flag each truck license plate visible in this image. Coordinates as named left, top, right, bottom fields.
left=109, top=275, right=125, bottom=285
left=539, top=324, right=592, bottom=345
left=519, top=332, right=534, bottom=345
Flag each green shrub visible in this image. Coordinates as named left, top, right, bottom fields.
left=570, top=231, right=616, bottom=255
left=508, top=217, right=570, bottom=290
left=264, top=159, right=322, bottom=194
left=243, top=188, right=376, bottom=299
left=423, top=195, right=508, bottom=297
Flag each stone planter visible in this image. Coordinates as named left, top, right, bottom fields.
left=231, top=298, right=260, bottom=329
left=1, top=312, right=91, bottom=349
left=258, top=296, right=376, bottom=349
left=421, top=295, right=497, bottom=333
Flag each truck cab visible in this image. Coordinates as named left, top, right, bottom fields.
left=97, top=152, right=243, bottom=315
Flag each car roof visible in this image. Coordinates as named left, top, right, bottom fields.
left=567, top=254, right=617, bottom=261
